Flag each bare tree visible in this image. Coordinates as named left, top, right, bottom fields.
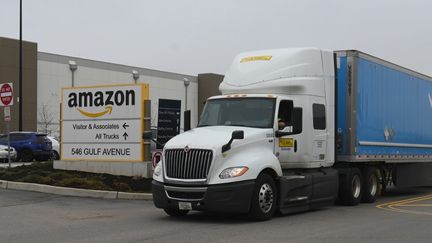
left=38, top=104, right=55, bottom=134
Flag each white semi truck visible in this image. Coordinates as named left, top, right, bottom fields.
left=151, top=48, right=432, bottom=220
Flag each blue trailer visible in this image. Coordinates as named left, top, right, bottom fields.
left=336, top=50, right=432, bottom=188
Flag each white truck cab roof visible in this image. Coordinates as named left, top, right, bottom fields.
left=220, top=48, right=334, bottom=97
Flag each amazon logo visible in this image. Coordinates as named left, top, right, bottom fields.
left=68, top=90, right=135, bottom=118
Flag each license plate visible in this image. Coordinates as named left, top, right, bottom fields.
left=178, top=202, right=192, bottom=210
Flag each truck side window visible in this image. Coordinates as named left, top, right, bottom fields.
left=313, top=104, right=326, bottom=130
left=277, top=100, right=293, bottom=130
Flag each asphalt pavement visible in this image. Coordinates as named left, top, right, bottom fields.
left=0, top=187, right=431, bottom=243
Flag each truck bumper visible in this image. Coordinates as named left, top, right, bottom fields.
left=152, top=180, right=255, bottom=213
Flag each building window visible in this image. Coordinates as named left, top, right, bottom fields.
left=313, top=104, right=326, bottom=130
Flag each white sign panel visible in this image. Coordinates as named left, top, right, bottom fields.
left=62, top=120, right=142, bottom=143
left=4, top=106, right=11, bottom=122
left=62, top=143, right=142, bottom=160
left=61, top=84, right=148, bottom=161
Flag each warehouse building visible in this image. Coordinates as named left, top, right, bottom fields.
left=0, top=36, right=224, bottom=138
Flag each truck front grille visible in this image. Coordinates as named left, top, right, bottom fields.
left=164, top=149, right=213, bottom=179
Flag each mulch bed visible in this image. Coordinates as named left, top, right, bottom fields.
left=0, top=162, right=152, bottom=192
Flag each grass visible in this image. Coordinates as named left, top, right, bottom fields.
left=0, top=162, right=152, bottom=192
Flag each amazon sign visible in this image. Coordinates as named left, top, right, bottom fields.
left=61, top=84, right=149, bottom=161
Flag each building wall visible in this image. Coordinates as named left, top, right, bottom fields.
left=37, top=53, right=199, bottom=138
left=197, top=73, right=224, bottom=118
left=0, top=37, right=37, bottom=133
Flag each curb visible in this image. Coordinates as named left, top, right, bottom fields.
left=0, top=180, right=152, bottom=200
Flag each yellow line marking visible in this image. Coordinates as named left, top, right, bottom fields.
left=376, top=195, right=432, bottom=208
left=397, top=204, right=432, bottom=207
left=376, top=194, right=432, bottom=216
left=393, top=195, right=432, bottom=206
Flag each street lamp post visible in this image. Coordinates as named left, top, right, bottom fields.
left=132, top=70, right=139, bottom=83
left=69, top=61, right=77, bottom=87
left=183, top=78, right=190, bottom=110
left=19, top=0, right=22, bottom=131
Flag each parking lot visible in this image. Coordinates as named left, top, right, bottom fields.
left=0, top=187, right=431, bottom=243
left=377, top=193, right=432, bottom=216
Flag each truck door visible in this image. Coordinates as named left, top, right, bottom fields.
left=310, top=102, right=328, bottom=163
left=275, top=100, right=305, bottom=166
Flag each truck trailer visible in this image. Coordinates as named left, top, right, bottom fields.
left=152, top=48, right=432, bottom=220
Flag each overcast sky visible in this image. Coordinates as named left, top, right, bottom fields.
left=1, top=0, right=431, bottom=76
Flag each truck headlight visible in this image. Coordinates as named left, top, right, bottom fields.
left=153, top=163, right=162, bottom=177
left=219, top=167, right=249, bottom=179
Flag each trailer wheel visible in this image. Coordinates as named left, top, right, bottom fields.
left=248, top=173, right=277, bottom=221
left=361, top=167, right=379, bottom=203
left=163, top=207, right=189, bottom=217
left=338, top=168, right=362, bottom=206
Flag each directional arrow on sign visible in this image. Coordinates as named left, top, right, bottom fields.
left=123, top=132, right=128, bottom=140
left=122, top=122, right=129, bottom=129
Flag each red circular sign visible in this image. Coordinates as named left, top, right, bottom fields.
left=0, top=83, right=13, bottom=106
left=152, top=151, right=162, bottom=168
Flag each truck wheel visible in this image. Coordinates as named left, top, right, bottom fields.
left=163, top=207, right=189, bottom=217
left=20, top=149, right=33, bottom=162
left=248, top=173, right=277, bottom=221
left=361, top=167, right=379, bottom=203
left=338, top=168, right=362, bottom=206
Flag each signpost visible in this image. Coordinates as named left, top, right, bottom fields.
left=0, top=83, right=13, bottom=168
left=61, top=84, right=148, bottom=161
left=156, top=99, right=181, bottom=149
left=4, top=106, right=11, bottom=122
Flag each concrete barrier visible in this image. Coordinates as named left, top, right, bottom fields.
left=2, top=180, right=152, bottom=200
left=54, top=160, right=153, bottom=178
left=0, top=180, right=7, bottom=189
left=6, top=181, right=118, bottom=199
left=117, top=192, right=153, bottom=200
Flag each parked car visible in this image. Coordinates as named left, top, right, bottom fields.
left=0, top=144, right=17, bottom=162
left=48, top=136, right=60, bottom=160
left=0, top=132, right=52, bottom=162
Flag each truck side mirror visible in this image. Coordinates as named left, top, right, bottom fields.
left=280, top=126, right=293, bottom=133
left=231, top=130, right=244, bottom=140
left=222, top=130, right=244, bottom=153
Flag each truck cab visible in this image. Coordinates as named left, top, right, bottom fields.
left=152, top=48, right=340, bottom=220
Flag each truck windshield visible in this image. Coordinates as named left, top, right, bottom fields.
left=198, top=98, right=275, bottom=128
